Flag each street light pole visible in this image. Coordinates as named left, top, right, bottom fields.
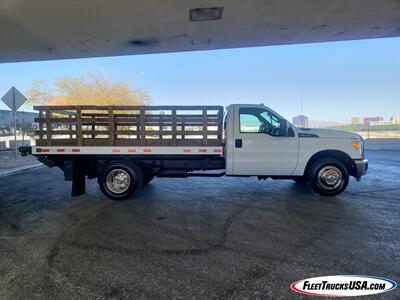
left=22, top=110, right=25, bottom=145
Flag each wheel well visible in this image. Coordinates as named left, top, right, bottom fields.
left=304, top=150, right=356, bottom=177
left=92, top=159, right=151, bottom=177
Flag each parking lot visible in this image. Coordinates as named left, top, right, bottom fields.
left=0, top=150, right=399, bottom=299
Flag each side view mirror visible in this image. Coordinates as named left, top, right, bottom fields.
left=279, top=119, right=290, bottom=136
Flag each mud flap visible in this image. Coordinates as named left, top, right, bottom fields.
left=71, top=157, right=86, bottom=197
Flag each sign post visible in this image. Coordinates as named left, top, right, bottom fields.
left=22, top=110, right=25, bottom=144
left=1, top=87, right=27, bottom=158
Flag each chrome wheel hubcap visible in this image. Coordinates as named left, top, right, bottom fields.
left=106, top=169, right=131, bottom=194
left=317, top=166, right=343, bottom=190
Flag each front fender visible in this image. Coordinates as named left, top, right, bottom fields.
left=293, top=138, right=360, bottom=176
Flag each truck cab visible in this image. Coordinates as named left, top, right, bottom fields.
left=224, top=104, right=368, bottom=195
left=225, top=104, right=298, bottom=176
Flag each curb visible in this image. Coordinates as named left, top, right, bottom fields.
left=0, top=164, right=43, bottom=176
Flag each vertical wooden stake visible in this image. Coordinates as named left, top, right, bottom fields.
left=108, top=106, right=115, bottom=146
left=38, top=109, right=44, bottom=142
left=140, top=108, right=146, bottom=146
left=76, top=107, right=83, bottom=146
left=217, top=107, right=223, bottom=142
left=202, top=108, right=207, bottom=146
left=46, top=108, right=51, bottom=146
left=172, top=109, right=177, bottom=146
left=69, top=114, right=72, bottom=139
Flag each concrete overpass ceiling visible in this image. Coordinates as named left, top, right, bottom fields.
left=0, top=0, right=399, bottom=63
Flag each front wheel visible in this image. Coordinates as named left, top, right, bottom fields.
left=308, top=158, right=349, bottom=196
left=98, top=162, right=143, bottom=200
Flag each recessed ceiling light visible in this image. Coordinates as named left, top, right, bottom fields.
left=189, top=7, right=223, bottom=22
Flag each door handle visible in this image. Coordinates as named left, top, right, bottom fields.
left=235, top=139, right=242, bottom=148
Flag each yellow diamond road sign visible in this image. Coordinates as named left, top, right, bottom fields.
left=1, top=87, right=27, bottom=111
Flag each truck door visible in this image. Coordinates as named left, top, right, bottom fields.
left=232, top=106, right=298, bottom=176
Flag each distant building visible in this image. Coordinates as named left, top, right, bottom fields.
left=363, top=116, right=383, bottom=126
left=293, top=114, right=309, bottom=128
left=351, top=116, right=360, bottom=125
left=370, top=120, right=391, bottom=126
left=391, top=116, right=400, bottom=124
left=370, top=117, right=399, bottom=126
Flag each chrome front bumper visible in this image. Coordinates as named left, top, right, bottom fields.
left=354, top=159, right=368, bottom=180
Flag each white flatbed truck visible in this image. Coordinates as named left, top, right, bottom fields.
left=19, top=104, right=368, bottom=199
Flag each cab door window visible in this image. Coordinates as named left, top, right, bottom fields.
left=239, top=107, right=282, bottom=136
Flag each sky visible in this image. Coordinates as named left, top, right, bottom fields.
left=0, top=37, right=399, bottom=124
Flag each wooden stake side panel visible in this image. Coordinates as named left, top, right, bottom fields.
left=33, top=105, right=224, bottom=147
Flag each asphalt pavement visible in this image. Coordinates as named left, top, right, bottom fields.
left=0, top=151, right=399, bottom=299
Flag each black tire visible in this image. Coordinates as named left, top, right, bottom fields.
left=308, top=158, right=349, bottom=196
left=292, top=177, right=308, bottom=184
left=98, top=161, right=143, bottom=200
left=143, top=175, right=154, bottom=186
